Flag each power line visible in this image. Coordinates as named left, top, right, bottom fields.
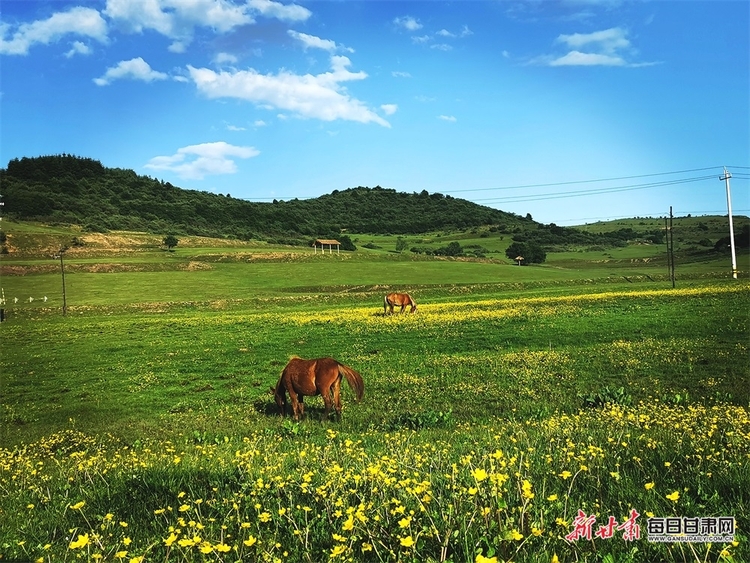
left=446, top=166, right=724, bottom=194
left=553, top=209, right=750, bottom=225
left=470, top=175, right=716, bottom=205
left=237, top=165, right=745, bottom=203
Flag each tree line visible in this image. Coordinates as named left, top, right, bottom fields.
left=1, top=155, right=530, bottom=242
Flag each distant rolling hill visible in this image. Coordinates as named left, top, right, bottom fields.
left=0, top=154, right=529, bottom=241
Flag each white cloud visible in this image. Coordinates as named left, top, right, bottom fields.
left=94, top=57, right=169, bottom=86
left=253, top=120, right=267, bottom=127
left=246, top=0, right=311, bottom=22
left=381, top=104, right=398, bottom=116
left=188, top=55, right=390, bottom=127
left=437, top=26, right=472, bottom=39
left=65, top=41, right=92, bottom=58
left=104, top=0, right=309, bottom=52
left=288, top=30, right=352, bottom=53
left=145, top=141, right=259, bottom=180
left=394, top=16, right=423, bottom=32
left=226, top=124, right=246, bottom=131
left=539, top=27, right=655, bottom=67
left=0, top=6, right=107, bottom=55
left=556, top=27, right=630, bottom=54
left=214, top=52, right=238, bottom=65
left=105, top=0, right=252, bottom=52
left=549, top=50, right=626, bottom=66
left=392, top=71, right=412, bottom=78
left=288, top=30, right=336, bottom=51
left=408, top=24, right=471, bottom=51
left=438, top=115, right=457, bottom=122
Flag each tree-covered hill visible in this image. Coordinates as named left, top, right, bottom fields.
left=1, top=155, right=528, bottom=240
left=7, top=155, right=742, bottom=256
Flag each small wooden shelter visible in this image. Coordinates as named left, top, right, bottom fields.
left=313, top=239, right=341, bottom=254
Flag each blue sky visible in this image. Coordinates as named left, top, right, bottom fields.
left=1, top=0, right=748, bottom=225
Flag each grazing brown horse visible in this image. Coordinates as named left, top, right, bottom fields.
left=270, top=357, right=364, bottom=421
left=384, top=292, right=417, bottom=314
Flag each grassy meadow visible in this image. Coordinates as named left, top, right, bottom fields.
left=1, top=220, right=749, bottom=563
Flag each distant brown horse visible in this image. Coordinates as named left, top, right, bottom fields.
left=270, top=357, right=364, bottom=421
left=384, top=292, right=417, bottom=314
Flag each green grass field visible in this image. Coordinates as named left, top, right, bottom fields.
left=1, top=222, right=748, bottom=563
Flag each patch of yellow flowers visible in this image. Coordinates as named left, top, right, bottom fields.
left=1, top=398, right=747, bottom=562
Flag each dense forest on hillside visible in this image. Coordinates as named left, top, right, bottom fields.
left=1, top=155, right=531, bottom=241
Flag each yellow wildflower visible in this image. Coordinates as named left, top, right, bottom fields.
left=69, top=534, right=89, bottom=549
left=400, top=536, right=415, bottom=547
left=645, top=482, right=655, bottom=490
left=472, top=468, right=488, bottom=482
left=200, top=542, right=213, bottom=554
left=666, top=491, right=680, bottom=502
left=330, top=544, right=346, bottom=557
left=521, top=480, right=534, bottom=499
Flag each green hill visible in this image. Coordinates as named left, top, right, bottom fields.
left=2, top=155, right=748, bottom=262
left=0, top=154, right=528, bottom=240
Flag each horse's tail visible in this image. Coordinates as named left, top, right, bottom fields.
left=383, top=294, right=389, bottom=314
left=338, top=363, right=364, bottom=402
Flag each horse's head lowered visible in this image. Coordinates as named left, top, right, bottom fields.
left=270, top=385, right=286, bottom=411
